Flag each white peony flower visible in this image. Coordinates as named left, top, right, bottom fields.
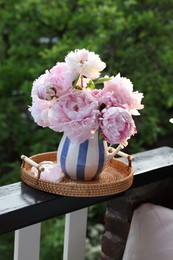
left=65, top=48, right=106, bottom=79
left=169, top=118, right=173, bottom=124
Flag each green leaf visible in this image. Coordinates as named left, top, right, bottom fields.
left=95, top=77, right=111, bottom=85
left=72, top=75, right=80, bottom=88
left=87, top=80, right=95, bottom=89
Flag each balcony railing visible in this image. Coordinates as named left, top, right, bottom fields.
left=0, top=146, right=173, bottom=260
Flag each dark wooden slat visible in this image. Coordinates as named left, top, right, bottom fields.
left=0, top=146, right=173, bottom=234
left=131, top=146, right=173, bottom=187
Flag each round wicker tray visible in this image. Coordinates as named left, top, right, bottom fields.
left=20, top=151, right=134, bottom=197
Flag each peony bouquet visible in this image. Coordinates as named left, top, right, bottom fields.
left=29, top=48, right=144, bottom=147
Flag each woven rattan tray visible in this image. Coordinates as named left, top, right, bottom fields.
left=20, top=151, right=134, bottom=197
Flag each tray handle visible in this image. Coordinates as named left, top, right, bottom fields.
left=21, top=155, right=45, bottom=180
left=117, top=151, right=134, bottom=167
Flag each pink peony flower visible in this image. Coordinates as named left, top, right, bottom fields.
left=99, top=106, right=137, bottom=145
left=49, top=89, right=100, bottom=143
left=101, top=73, right=144, bottom=115
left=31, top=63, right=76, bottom=100
left=65, top=48, right=106, bottom=79
left=48, top=62, right=77, bottom=96
left=31, top=71, right=56, bottom=100
left=32, top=161, right=64, bottom=182
left=90, top=89, right=103, bottom=105
left=29, top=96, right=55, bottom=127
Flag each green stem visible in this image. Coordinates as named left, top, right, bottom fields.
left=81, top=75, right=83, bottom=88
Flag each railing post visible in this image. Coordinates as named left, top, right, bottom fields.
left=13, top=223, right=41, bottom=260
left=63, top=207, right=88, bottom=260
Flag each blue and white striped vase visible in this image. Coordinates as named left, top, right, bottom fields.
left=57, top=130, right=123, bottom=181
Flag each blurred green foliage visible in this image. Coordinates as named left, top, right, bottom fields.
left=0, top=0, right=173, bottom=259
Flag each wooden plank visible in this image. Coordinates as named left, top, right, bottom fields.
left=0, top=146, right=172, bottom=234
left=13, top=223, right=41, bottom=260
left=131, top=146, right=173, bottom=187
left=63, top=208, right=88, bottom=260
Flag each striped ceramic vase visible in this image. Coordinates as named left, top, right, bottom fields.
left=57, top=130, right=123, bottom=181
